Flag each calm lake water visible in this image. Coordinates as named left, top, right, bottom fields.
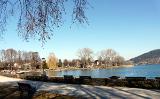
left=50, top=64, right=160, bottom=78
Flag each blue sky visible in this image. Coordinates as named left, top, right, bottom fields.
left=0, top=0, right=160, bottom=60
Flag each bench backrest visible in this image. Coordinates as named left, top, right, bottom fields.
left=125, top=77, right=146, bottom=81
left=80, top=76, right=92, bottom=80
left=109, top=76, right=120, bottom=79
left=64, top=75, right=74, bottom=79
left=64, top=75, right=74, bottom=83
left=155, top=77, right=160, bottom=80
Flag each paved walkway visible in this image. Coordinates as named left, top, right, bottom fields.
left=0, top=75, right=160, bottom=99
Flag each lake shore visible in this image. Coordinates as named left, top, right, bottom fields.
left=52, top=64, right=134, bottom=72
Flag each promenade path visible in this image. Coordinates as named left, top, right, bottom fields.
left=0, top=75, right=160, bottom=99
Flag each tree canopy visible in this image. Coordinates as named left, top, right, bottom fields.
left=0, top=0, right=89, bottom=45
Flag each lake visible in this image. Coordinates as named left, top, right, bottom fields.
left=49, top=64, right=160, bottom=78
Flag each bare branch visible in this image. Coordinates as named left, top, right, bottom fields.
left=0, top=0, right=89, bottom=45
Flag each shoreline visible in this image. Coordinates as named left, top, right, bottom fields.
left=51, top=64, right=134, bottom=72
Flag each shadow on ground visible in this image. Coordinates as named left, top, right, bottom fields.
left=0, top=77, right=160, bottom=99
left=0, top=81, right=75, bottom=99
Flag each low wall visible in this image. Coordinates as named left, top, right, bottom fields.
left=0, top=71, right=160, bottom=89
left=25, top=76, right=160, bottom=89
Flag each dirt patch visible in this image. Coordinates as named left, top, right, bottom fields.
left=33, top=91, right=77, bottom=99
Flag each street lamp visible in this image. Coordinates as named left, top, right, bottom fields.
left=42, top=58, right=46, bottom=75
left=41, top=58, right=48, bottom=81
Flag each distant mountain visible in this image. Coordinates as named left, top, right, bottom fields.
left=130, top=49, right=160, bottom=65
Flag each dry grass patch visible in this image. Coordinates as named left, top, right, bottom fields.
left=33, top=91, right=77, bottom=99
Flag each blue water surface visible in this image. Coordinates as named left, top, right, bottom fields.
left=52, top=64, right=160, bottom=78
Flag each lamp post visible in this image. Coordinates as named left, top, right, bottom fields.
left=41, top=58, right=48, bottom=81
left=42, top=58, right=46, bottom=75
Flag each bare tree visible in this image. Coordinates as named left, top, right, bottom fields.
left=22, top=51, right=30, bottom=63
left=5, top=49, right=17, bottom=63
left=114, top=55, right=125, bottom=66
left=0, top=49, right=6, bottom=62
left=99, top=49, right=126, bottom=66
left=16, top=50, right=23, bottom=64
left=30, top=52, right=41, bottom=68
left=0, top=49, right=6, bottom=67
left=71, top=59, right=77, bottom=67
left=0, top=0, right=89, bottom=44
left=0, top=48, right=44, bottom=69
left=99, top=49, right=118, bottom=66
left=68, top=59, right=77, bottom=67
left=77, top=48, right=93, bottom=68
left=5, top=48, right=17, bottom=69
left=97, top=56, right=102, bottom=66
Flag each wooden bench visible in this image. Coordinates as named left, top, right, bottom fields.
left=18, top=82, right=36, bottom=97
left=109, top=76, right=120, bottom=79
left=80, top=76, right=92, bottom=79
left=79, top=76, right=92, bottom=84
left=64, top=75, right=74, bottom=84
left=155, top=77, right=160, bottom=80
left=125, top=77, right=146, bottom=81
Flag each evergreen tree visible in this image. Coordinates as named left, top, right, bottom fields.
left=58, top=59, right=62, bottom=67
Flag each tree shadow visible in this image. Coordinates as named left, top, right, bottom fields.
left=0, top=76, right=159, bottom=99
left=0, top=83, right=18, bottom=99
left=57, top=84, right=126, bottom=99
left=80, top=85, right=126, bottom=99
left=0, top=79, right=44, bottom=99
left=148, top=89, right=160, bottom=93
left=113, top=87, right=151, bottom=99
